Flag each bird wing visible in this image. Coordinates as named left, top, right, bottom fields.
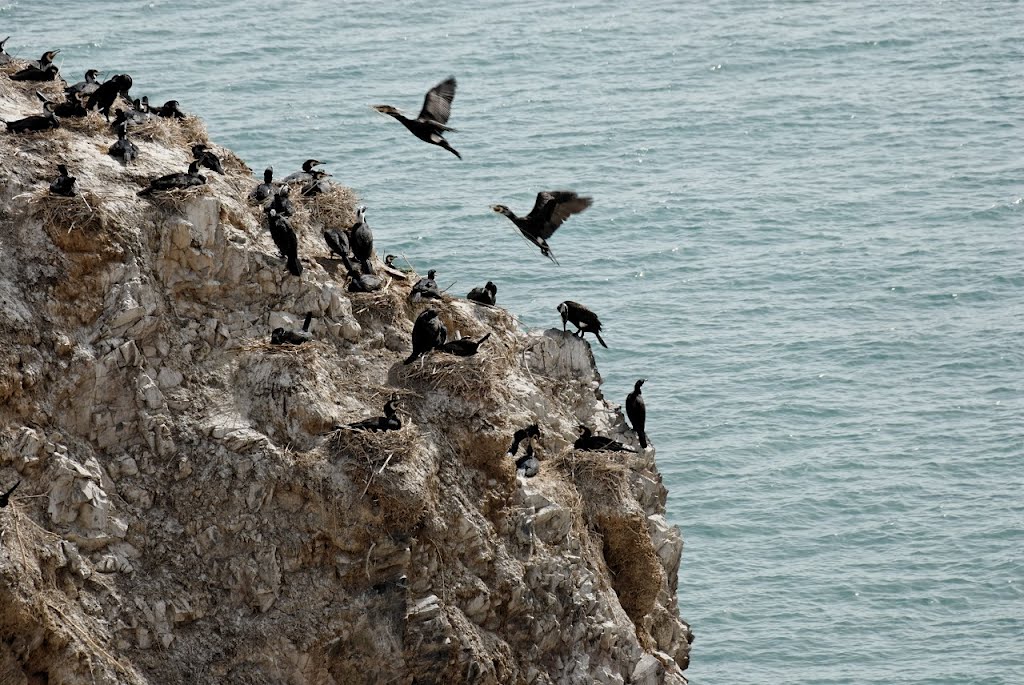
left=417, top=77, right=456, bottom=125
left=530, top=191, right=593, bottom=239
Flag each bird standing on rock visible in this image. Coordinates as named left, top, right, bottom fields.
left=467, top=281, right=497, bottom=306
left=251, top=167, right=274, bottom=203
left=109, top=121, right=138, bottom=163
left=373, top=77, right=461, bottom=159
left=87, top=74, right=133, bottom=122
left=410, top=269, right=443, bottom=301
left=271, top=313, right=313, bottom=345
left=266, top=208, right=301, bottom=277
left=192, top=144, right=224, bottom=174
left=404, top=309, right=447, bottom=365
left=270, top=185, right=295, bottom=217
left=49, top=164, right=76, bottom=197
left=626, top=379, right=648, bottom=449
left=557, top=300, right=608, bottom=348
left=491, top=191, right=592, bottom=264
left=349, top=206, right=374, bottom=272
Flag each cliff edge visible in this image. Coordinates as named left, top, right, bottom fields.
left=0, top=64, right=692, bottom=684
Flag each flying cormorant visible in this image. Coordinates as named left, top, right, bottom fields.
left=467, top=281, right=497, bottom=306
left=349, top=205, right=374, bottom=272
left=270, top=312, right=313, bottom=345
left=491, top=191, right=592, bottom=265
left=404, top=309, right=447, bottom=365
left=557, top=300, right=608, bottom=348
left=137, top=161, right=206, bottom=196
left=373, top=77, right=461, bottom=159
left=251, top=167, right=274, bottom=203
left=4, top=102, right=59, bottom=133
left=109, top=121, right=139, bottom=163
left=281, top=159, right=324, bottom=184
left=270, top=185, right=295, bottom=217
left=626, top=379, right=648, bottom=449
left=49, top=164, right=76, bottom=197
left=508, top=423, right=540, bottom=457
left=87, top=74, right=133, bottom=121
left=574, top=426, right=633, bottom=453
left=11, top=63, right=59, bottom=82
left=515, top=444, right=540, bottom=478
left=439, top=332, right=490, bottom=357
left=0, top=480, right=19, bottom=508
left=66, top=69, right=100, bottom=97
left=410, top=269, right=443, bottom=301
left=191, top=144, right=224, bottom=174
left=345, top=396, right=402, bottom=432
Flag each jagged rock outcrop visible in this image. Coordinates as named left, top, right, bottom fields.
left=0, top=59, right=692, bottom=684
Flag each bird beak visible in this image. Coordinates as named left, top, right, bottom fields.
left=490, top=205, right=501, bottom=213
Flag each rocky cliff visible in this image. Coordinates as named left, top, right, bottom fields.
left=0, top=63, right=692, bottom=684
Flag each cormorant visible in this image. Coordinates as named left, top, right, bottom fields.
left=270, top=312, right=313, bottom=345
left=324, top=228, right=352, bottom=260
left=0, top=480, right=19, bottom=508
left=373, top=77, right=461, bottom=159
left=4, top=103, right=59, bottom=133
left=27, top=49, right=60, bottom=69
left=349, top=205, right=373, bottom=272
left=346, top=267, right=383, bottom=293
left=491, top=191, right=592, bottom=265
left=467, top=281, right=497, bottom=306
left=410, top=269, right=442, bottom=301
left=557, top=300, right=608, bottom=348
left=301, top=170, right=332, bottom=197
left=508, top=423, right=540, bottom=457
left=626, top=379, right=648, bottom=449
left=11, top=63, right=59, bottom=82
left=137, top=161, right=206, bottom=196
left=345, top=396, right=402, bottom=432
left=574, top=425, right=633, bottom=453
left=404, top=308, right=447, bottom=365
left=384, top=255, right=414, bottom=274
left=66, top=69, right=101, bottom=97
left=108, top=121, right=139, bottom=164
left=37, top=90, right=87, bottom=118
left=266, top=208, right=302, bottom=276
left=281, top=159, right=324, bottom=184
left=251, top=167, right=274, bottom=203
left=515, top=444, right=540, bottom=478
left=270, top=185, right=295, bottom=217
left=49, top=164, right=76, bottom=197
left=191, top=143, right=224, bottom=174
left=152, top=99, right=185, bottom=119
left=0, top=37, right=11, bottom=65
left=87, top=74, right=133, bottom=122
left=439, top=332, right=490, bottom=357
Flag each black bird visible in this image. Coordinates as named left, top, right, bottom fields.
left=251, top=167, right=274, bottom=203
left=49, top=164, right=77, bottom=197
left=191, top=143, right=224, bottom=174
left=152, top=99, right=186, bottom=119
left=557, top=300, right=608, bottom=348
left=515, top=444, right=540, bottom=478
left=5, top=102, right=59, bottom=133
left=439, top=332, right=490, bottom=357
left=66, top=69, right=101, bottom=97
left=373, top=77, right=461, bottom=159
left=137, top=161, right=206, bottom=196
left=349, top=206, right=374, bottom=272
left=27, top=49, right=60, bottom=69
left=345, top=397, right=402, bottom=432
left=301, top=170, right=332, bottom=197
left=384, top=254, right=414, bottom=274
left=0, top=37, right=11, bottom=65
left=108, top=121, right=139, bottom=163
left=281, top=159, right=324, bottom=184
left=266, top=208, right=302, bottom=276
left=467, top=281, right=497, bottom=306
left=574, top=425, right=633, bottom=453
left=404, top=309, right=447, bottom=365
left=626, top=379, right=648, bottom=450
left=11, top=63, right=59, bottom=82
left=491, top=191, right=592, bottom=265
left=508, top=423, right=541, bottom=457
left=87, top=74, right=132, bottom=122
left=347, top=267, right=383, bottom=293
left=270, top=185, right=295, bottom=217
left=0, top=480, right=19, bottom=508
left=410, top=269, right=442, bottom=301
left=271, top=312, right=313, bottom=345
left=323, top=228, right=352, bottom=260
left=37, top=90, right=87, bottom=118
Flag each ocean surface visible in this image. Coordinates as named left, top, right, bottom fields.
left=5, top=1, right=1022, bottom=682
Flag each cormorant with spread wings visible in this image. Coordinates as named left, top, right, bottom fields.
left=491, top=191, right=592, bottom=264
left=373, top=77, right=461, bottom=159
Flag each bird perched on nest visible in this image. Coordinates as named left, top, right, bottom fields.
left=66, top=69, right=101, bottom=98
left=192, top=144, right=224, bottom=175
left=344, top=396, right=402, bottom=432
left=5, top=102, right=59, bottom=134
left=152, top=99, right=186, bottom=119
left=574, top=425, right=634, bottom=453
left=439, top=332, right=490, bottom=357
left=0, top=37, right=12, bottom=65
left=25, top=49, right=60, bottom=70
left=384, top=255, right=414, bottom=275
left=557, top=300, right=608, bottom=348
left=410, top=269, right=443, bottom=302
left=109, top=121, right=138, bottom=164
left=265, top=208, right=302, bottom=277
left=516, top=444, right=540, bottom=478
left=37, top=90, right=87, bottom=119
left=87, top=74, right=133, bottom=122
left=11, top=63, right=59, bottom=82
left=508, top=423, right=541, bottom=457
left=301, top=169, right=333, bottom=197
left=0, top=480, right=20, bottom=508
left=251, top=167, right=274, bottom=203
left=271, top=312, right=313, bottom=346
left=349, top=206, right=374, bottom=273
left=270, top=185, right=295, bottom=218
left=346, top=265, right=383, bottom=293
left=282, top=159, right=325, bottom=184
left=405, top=309, right=447, bottom=365
left=491, top=191, right=592, bottom=265
left=626, top=379, right=649, bottom=450
left=373, top=77, right=461, bottom=159
left=138, top=161, right=206, bottom=196
left=49, top=164, right=77, bottom=197
left=467, top=281, right=497, bottom=306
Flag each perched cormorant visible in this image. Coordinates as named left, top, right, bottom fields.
left=384, top=255, right=414, bottom=274
left=37, top=90, right=87, bottom=118
left=467, top=281, right=497, bottom=306
left=345, top=397, right=402, bottom=432
left=557, top=300, right=608, bottom=348
left=87, top=74, right=133, bottom=122
left=515, top=444, right=540, bottom=478
left=11, top=63, right=59, bottom=82
left=574, top=426, right=633, bottom=453
left=491, top=191, right=592, bottom=265
left=266, top=208, right=302, bottom=276
left=270, top=312, right=313, bottom=345
left=152, top=99, right=186, bottom=119
left=108, top=121, right=139, bottom=164
left=373, top=77, right=461, bottom=159
left=323, top=228, right=352, bottom=260
left=251, top=167, right=274, bottom=203
left=26, top=49, right=60, bottom=69
left=349, top=205, right=373, bottom=272
left=439, top=332, right=490, bottom=357
left=4, top=103, right=59, bottom=134
left=0, top=37, right=11, bottom=65
left=508, top=423, right=540, bottom=457
left=301, top=170, right=332, bottom=197
left=346, top=267, right=383, bottom=293
left=0, top=480, right=19, bottom=508
left=626, top=379, right=648, bottom=449
left=281, top=159, right=324, bottom=184
left=66, top=69, right=101, bottom=97
left=49, top=164, right=77, bottom=197
left=191, top=143, right=224, bottom=174
left=137, top=161, right=206, bottom=196
left=404, top=309, right=447, bottom=365
left=270, top=185, right=295, bottom=217
left=410, top=269, right=443, bottom=301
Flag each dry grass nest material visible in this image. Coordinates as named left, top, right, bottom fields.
left=131, top=114, right=208, bottom=148
left=399, top=346, right=510, bottom=398
left=304, top=185, right=359, bottom=229
left=142, top=183, right=210, bottom=213
left=237, top=339, right=333, bottom=355
left=328, top=423, right=420, bottom=466
left=551, top=449, right=631, bottom=500
left=27, top=188, right=122, bottom=233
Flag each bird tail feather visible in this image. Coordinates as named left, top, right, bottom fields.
left=594, top=331, right=608, bottom=348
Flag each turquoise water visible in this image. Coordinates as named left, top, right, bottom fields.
left=5, top=1, right=1023, bottom=682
